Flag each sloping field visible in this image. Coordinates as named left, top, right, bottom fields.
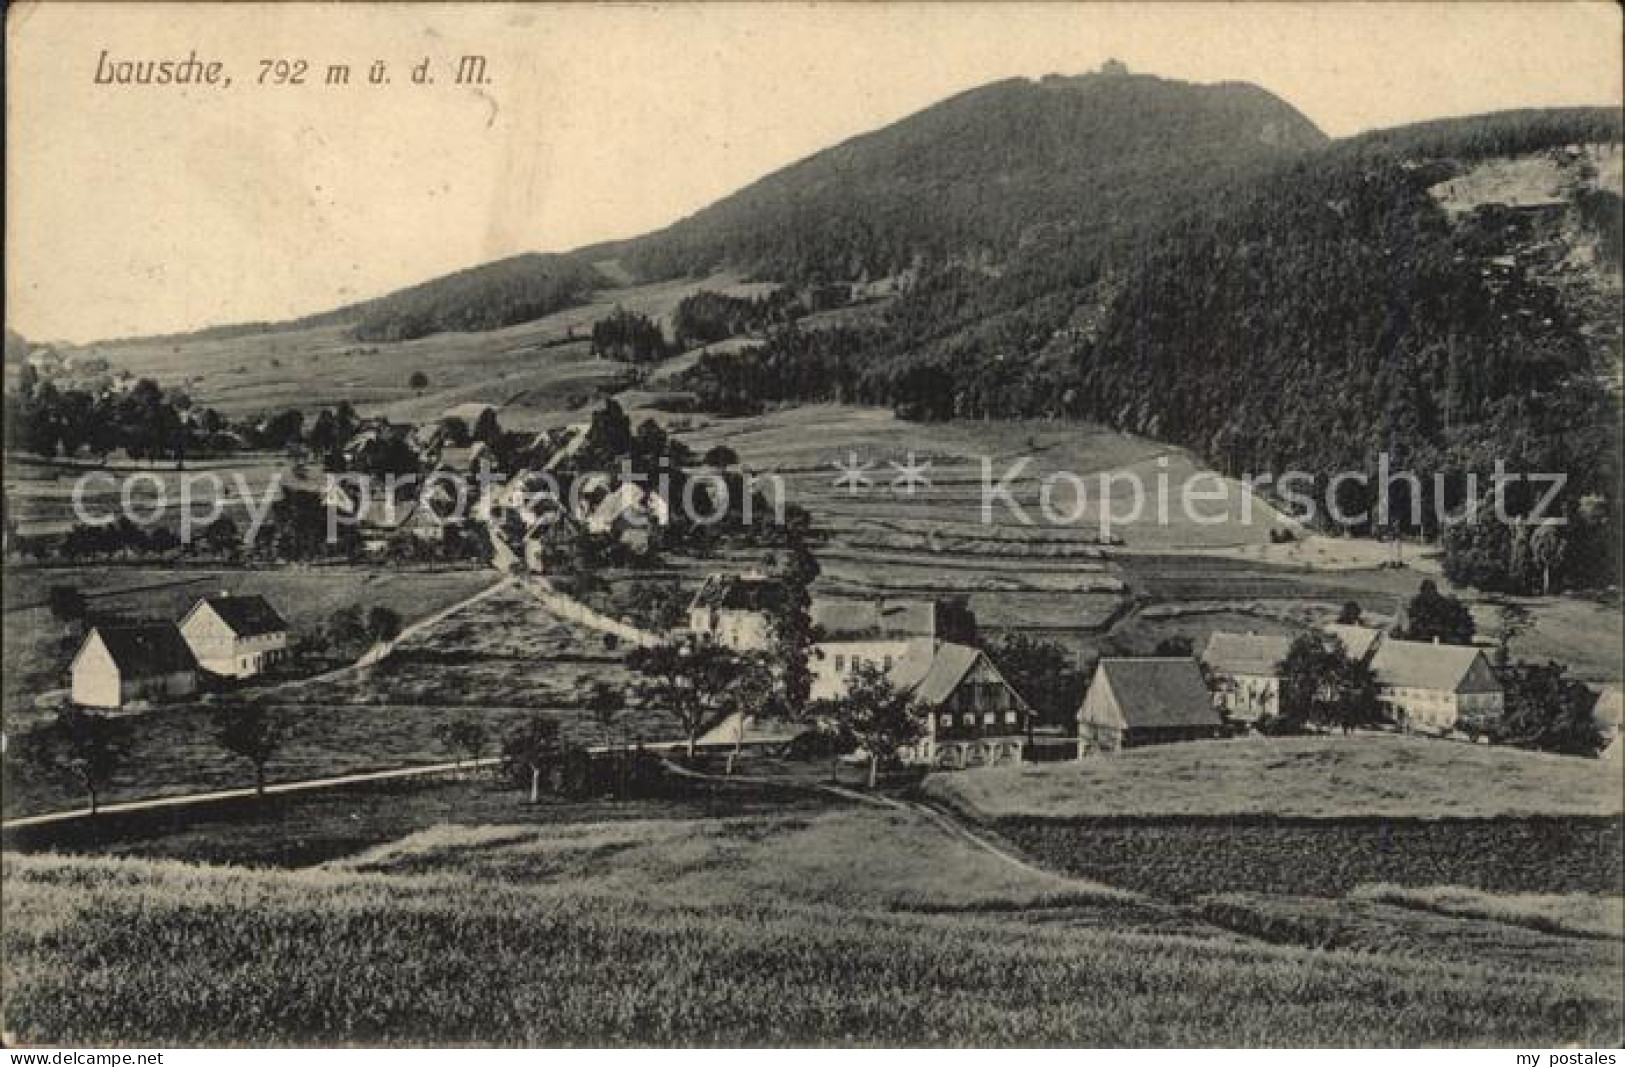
left=925, top=735, right=1625, bottom=821
left=74, top=274, right=774, bottom=424
left=4, top=817, right=1620, bottom=1045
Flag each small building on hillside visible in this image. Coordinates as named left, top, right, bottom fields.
left=894, top=641, right=1032, bottom=769
left=1077, top=658, right=1225, bottom=754
left=70, top=624, right=200, bottom=709
left=1368, top=639, right=1503, bottom=736
left=435, top=442, right=500, bottom=479
left=688, top=573, right=786, bottom=651
left=441, top=402, right=497, bottom=429
left=179, top=594, right=290, bottom=678
left=1200, top=632, right=1290, bottom=723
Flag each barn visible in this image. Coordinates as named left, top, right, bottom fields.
left=70, top=624, right=200, bottom=710
left=1077, top=658, right=1225, bottom=754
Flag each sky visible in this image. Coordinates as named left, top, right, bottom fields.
left=6, top=1, right=1622, bottom=344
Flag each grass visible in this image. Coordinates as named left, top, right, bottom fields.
left=1, top=774, right=844, bottom=869
left=1350, top=884, right=1625, bottom=941
left=333, top=805, right=1128, bottom=912
left=4, top=832, right=1620, bottom=1045
left=72, top=274, right=774, bottom=425
left=923, top=735, right=1625, bottom=821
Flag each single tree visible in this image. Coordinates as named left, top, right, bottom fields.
left=1336, top=601, right=1364, bottom=625
left=46, top=585, right=87, bottom=631
left=1498, top=661, right=1603, bottom=755
left=809, top=662, right=921, bottom=789
left=701, top=444, right=739, bottom=469
left=435, top=716, right=489, bottom=775
left=25, top=708, right=132, bottom=815
left=503, top=715, right=564, bottom=803
left=1399, top=580, right=1476, bottom=646
left=366, top=605, right=403, bottom=644
left=328, top=605, right=368, bottom=654
left=214, top=705, right=282, bottom=796
left=1276, top=631, right=1380, bottom=733
left=627, top=640, right=756, bottom=758
left=993, top=633, right=1087, bottom=728
left=584, top=681, right=624, bottom=748
left=1153, top=636, right=1194, bottom=658
left=408, top=371, right=430, bottom=393
left=1494, top=601, right=1533, bottom=666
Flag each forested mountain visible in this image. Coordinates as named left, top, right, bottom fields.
left=677, top=106, right=1623, bottom=591
left=615, top=67, right=1326, bottom=282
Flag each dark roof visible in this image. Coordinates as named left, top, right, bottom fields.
left=195, top=594, right=288, bottom=637
left=813, top=597, right=938, bottom=640
left=691, top=573, right=788, bottom=613
left=85, top=624, right=198, bottom=677
left=1092, top=658, right=1221, bottom=731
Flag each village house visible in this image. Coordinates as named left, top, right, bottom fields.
left=896, top=641, right=1032, bottom=769
left=434, top=441, right=501, bottom=481
left=1077, top=658, right=1226, bottom=754
left=1369, top=638, right=1504, bottom=736
left=1199, top=632, right=1290, bottom=722
left=808, top=596, right=974, bottom=701
left=70, top=623, right=200, bottom=710
left=688, top=572, right=785, bottom=651
left=1201, top=623, right=1385, bottom=724
left=178, top=593, right=290, bottom=678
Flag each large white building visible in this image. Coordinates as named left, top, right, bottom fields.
left=687, top=573, right=787, bottom=652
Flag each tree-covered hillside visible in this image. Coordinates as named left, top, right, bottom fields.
left=679, top=107, right=1623, bottom=591
left=619, top=68, right=1326, bottom=283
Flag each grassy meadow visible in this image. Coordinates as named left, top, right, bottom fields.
left=72, top=274, right=775, bottom=426
left=924, top=735, right=1625, bottom=822
left=4, top=794, right=1621, bottom=1046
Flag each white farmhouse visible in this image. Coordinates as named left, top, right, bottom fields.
left=70, top=624, right=200, bottom=710
left=179, top=594, right=290, bottom=678
left=1369, top=638, right=1503, bottom=735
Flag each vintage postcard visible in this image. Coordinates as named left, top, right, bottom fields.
left=3, top=0, right=1622, bottom=1052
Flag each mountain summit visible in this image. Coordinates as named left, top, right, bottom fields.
left=617, top=69, right=1327, bottom=282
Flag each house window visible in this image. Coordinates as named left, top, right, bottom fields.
left=961, top=713, right=974, bottom=728
left=940, top=712, right=953, bottom=729
left=983, top=712, right=996, bottom=726
left=883, top=654, right=894, bottom=670
left=834, top=655, right=845, bottom=672
left=1005, top=711, right=1018, bottom=725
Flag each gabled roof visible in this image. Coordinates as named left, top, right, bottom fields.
left=690, top=573, right=787, bottom=613
left=1090, top=658, right=1222, bottom=731
left=1323, top=624, right=1383, bottom=662
left=78, top=624, right=198, bottom=678
left=441, top=402, right=496, bottom=424
left=888, top=641, right=1029, bottom=711
left=1370, top=639, right=1497, bottom=693
left=188, top=594, right=287, bottom=637
left=813, top=598, right=937, bottom=641
left=1200, top=633, right=1290, bottom=676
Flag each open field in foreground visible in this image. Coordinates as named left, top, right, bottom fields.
left=924, top=735, right=1625, bottom=821
left=3, top=789, right=1620, bottom=1046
